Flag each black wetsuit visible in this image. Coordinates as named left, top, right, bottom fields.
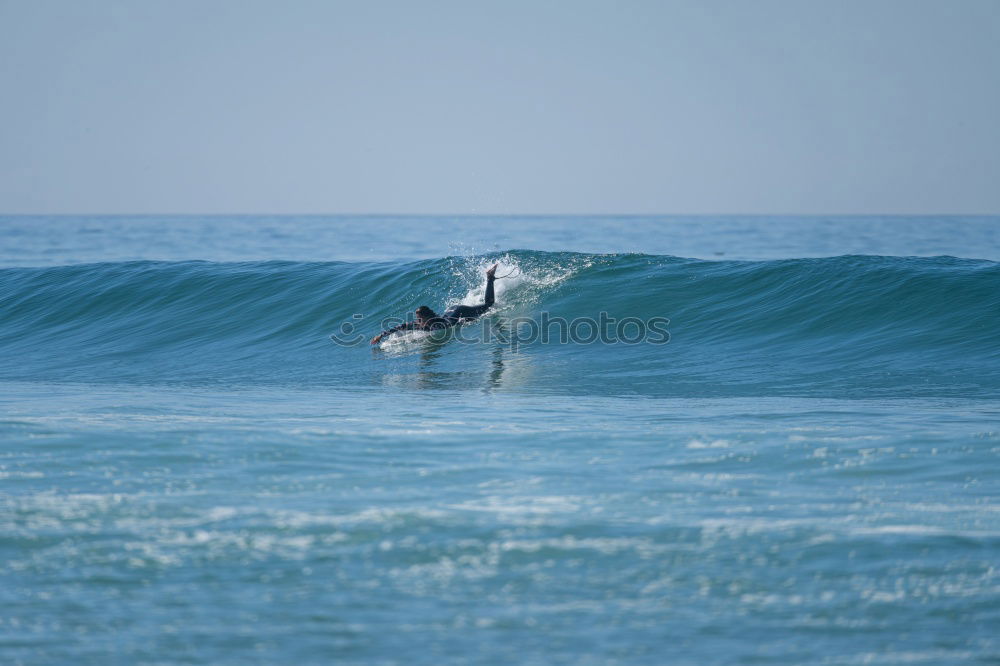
left=380, top=275, right=495, bottom=338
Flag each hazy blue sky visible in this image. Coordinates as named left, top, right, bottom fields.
left=1, top=0, right=998, bottom=214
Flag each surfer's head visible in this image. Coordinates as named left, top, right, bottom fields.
left=415, top=305, right=437, bottom=324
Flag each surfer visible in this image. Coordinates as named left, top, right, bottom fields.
left=370, top=263, right=499, bottom=345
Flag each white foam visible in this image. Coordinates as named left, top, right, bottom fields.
left=451, top=253, right=584, bottom=313
left=686, top=438, right=731, bottom=449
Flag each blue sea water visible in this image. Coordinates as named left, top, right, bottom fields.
left=1, top=216, right=998, bottom=665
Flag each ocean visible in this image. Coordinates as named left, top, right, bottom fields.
left=1, top=216, right=998, bottom=665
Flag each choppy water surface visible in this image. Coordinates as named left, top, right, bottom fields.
left=1, top=216, right=998, bottom=664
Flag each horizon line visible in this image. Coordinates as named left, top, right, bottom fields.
left=2, top=212, right=998, bottom=218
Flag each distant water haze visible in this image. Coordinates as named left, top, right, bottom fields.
left=2, top=215, right=999, bottom=266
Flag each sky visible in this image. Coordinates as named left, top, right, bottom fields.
left=0, top=0, right=998, bottom=215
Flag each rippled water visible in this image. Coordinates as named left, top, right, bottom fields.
left=1, top=216, right=998, bottom=664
